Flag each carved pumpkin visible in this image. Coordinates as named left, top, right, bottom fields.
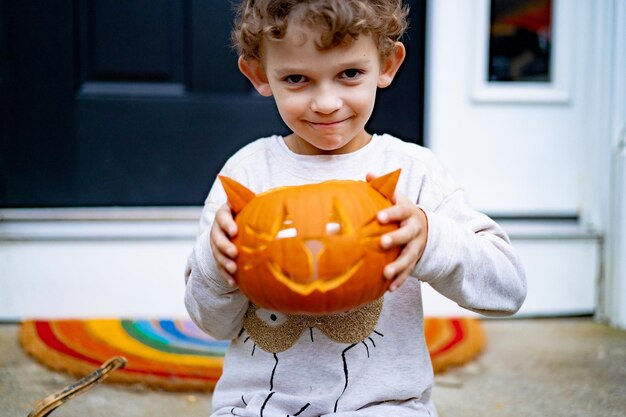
left=219, top=170, right=401, bottom=315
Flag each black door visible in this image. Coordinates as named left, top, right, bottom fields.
left=0, top=0, right=426, bottom=207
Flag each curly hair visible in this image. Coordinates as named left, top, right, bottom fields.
left=232, top=0, right=409, bottom=60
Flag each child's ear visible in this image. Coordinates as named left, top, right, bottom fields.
left=377, top=42, right=406, bottom=88
left=238, top=56, right=273, bottom=97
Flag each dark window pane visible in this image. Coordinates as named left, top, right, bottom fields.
left=488, top=0, right=552, bottom=82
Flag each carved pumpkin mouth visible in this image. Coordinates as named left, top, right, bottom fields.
left=267, top=258, right=365, bottom=295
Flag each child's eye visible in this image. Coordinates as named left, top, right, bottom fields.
left=341, top=68, right=363, bottom=79
left=284, top=74, right=307, bottom=84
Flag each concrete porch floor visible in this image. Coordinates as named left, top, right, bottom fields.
left=1, top=317, right=625, bottom=417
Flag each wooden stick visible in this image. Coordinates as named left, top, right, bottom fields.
left=28, top=356, right=127, bottom=417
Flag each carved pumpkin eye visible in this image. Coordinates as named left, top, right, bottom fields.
left=276, top=212, right=297, bottom=239
left=276, top=227, right=297, bottom=239
left=245, top=223, right=273, bottom=241
left=326, top=222, right=341, bottom=236
left=241, top=223, right=272, bottom=254
left=327, top=198, right=354, bottom=236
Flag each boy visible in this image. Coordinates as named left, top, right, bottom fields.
left=184, top=1, right=526, bottom=415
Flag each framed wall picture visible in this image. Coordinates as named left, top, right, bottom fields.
left=472, top=0, right=573, bottom=103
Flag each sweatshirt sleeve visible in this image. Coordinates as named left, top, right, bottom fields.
left=184, top=176, right=249, bottom=340
left=411, top=158, right=527, bottom=316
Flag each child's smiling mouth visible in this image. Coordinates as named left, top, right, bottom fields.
left=307, top=117, right=351, bottom=128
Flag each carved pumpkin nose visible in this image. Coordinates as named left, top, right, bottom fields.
left=304, top=239, right=324, bottom=257
left=305, top=239, right=324, bottom=279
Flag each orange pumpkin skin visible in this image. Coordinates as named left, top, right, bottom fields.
left=220, top=170, right=401, bottom=315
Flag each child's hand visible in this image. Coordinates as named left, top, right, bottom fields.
left=210, top=203, right=239, bottom=287
left=367, top=173, right=428, bottom=292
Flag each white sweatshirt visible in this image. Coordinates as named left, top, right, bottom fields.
left=185, top=134, right=526, bottom=417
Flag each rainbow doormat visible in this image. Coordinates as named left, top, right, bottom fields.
left=19, top=318, right=485, bottom=392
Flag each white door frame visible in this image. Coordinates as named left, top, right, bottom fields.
left=599, top=0, right=626, bottom=329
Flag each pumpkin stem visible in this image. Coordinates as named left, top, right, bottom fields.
left=219, top=175, right=256, bottom=213
left=368, top=169, right=401, bottom=200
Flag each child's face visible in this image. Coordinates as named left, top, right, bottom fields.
left=239, top=24, right=405, bottom=155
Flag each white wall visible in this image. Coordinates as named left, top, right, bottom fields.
left=0, top=218, right=600, bottom=319
left=0, top=215, right=198, bottom=319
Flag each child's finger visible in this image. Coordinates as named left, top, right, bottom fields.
left=389, top=269, right=411, bottom=292
left=212, top=244, right=236, bottom=271
left=215, top=204, right=238, bottom=237
left=380, top=220, right=423, bottom=249
left=212, top=244, right=238, bottom=284
left=384, top=247, right=413, bottom=290
left=377, top=206, right=408, bottom=226
left=377, top=196, right=413, bottom=224
left=217, top=266, right=237, bottom=287
left=365, top=172, right=378, bottom=182
left=384, top=255, right=408, bottom=280
left=384, top=240, right=422, bottom=280
left=211, top=228, right=238, bottom=258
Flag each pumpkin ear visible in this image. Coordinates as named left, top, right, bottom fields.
left=368, top=169, right=401, bottom=200
left=219, top=175, right=256, bottom=213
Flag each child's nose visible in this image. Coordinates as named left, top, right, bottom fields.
left=310, top=86, right=342, bottom=114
